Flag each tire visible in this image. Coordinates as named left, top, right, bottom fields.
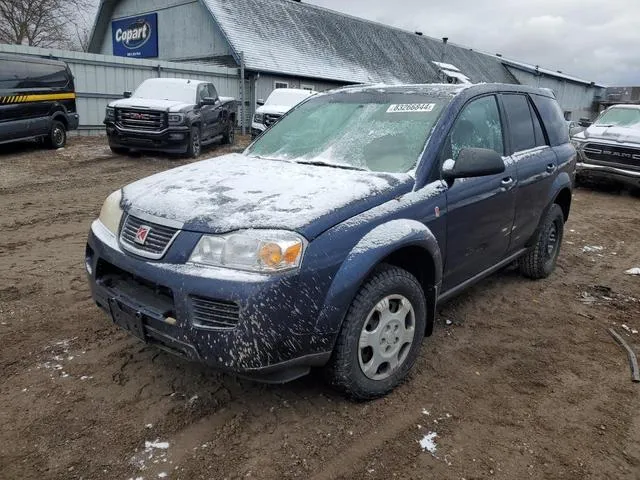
left=519, top=203, right=565, bottom=279
left=325, top=264, right=427, bottom=400
left=185, top=126, right=201, bottom=158
left=222, top=123, right=235, bottom=145
left=109, top=146, right=129, bottom=155
left=45, top=120, right=66, bottom=149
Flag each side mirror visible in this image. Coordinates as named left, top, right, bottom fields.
left=257, top=99, right=265, bottom=107
left=443, top=148, right=505, bottom=180
left=123, top=91, right=132, bottom=98
left=569, top=126, right=584, bottom=137
left=201, top=97, right=218, bottom=106
left=579, top=119, right=592, bottom=128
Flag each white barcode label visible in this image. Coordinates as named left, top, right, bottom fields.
left=386, top=103, right=436, bottom=113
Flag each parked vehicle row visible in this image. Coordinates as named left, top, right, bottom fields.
left=86, top=83, right=576, bottom=399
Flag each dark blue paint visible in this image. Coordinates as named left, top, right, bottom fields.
left=112, top=13, right=158, bottom=58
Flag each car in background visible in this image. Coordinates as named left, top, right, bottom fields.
left=573, top=104, right=640, bottom=190
left=87, top=83, right=574, bottom=399
left=105, top=78, right=237, bottom=158
left=0, top=53, right=79, bottom=149
left=251, top=88, right=316, bottom=138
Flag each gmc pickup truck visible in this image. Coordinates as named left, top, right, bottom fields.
left=105, top=78, right=237, bottom=157
left=87, top=83, right=575, bottom=399
left=573, top=104, right=640, bottom=190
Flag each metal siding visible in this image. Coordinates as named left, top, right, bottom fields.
left=0, top=44, right=240, bottom=135
left=99, top=0, right=231, bottom=60
left=507, top=67, right=600, bottom=120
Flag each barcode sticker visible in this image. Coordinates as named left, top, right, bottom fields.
left=387, top=103, right=436, bottom=113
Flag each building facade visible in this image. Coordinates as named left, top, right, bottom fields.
left=89, top=0, right=605, bottom=127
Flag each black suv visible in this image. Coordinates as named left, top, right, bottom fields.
left=0, top=53, right=79, bottom=149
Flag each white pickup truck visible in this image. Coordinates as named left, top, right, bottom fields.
left=251, top=88, right=316, bottom=138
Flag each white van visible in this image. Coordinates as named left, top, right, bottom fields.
left=251, top=88, right=316, bottom=138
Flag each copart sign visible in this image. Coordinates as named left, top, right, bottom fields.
left=112, top=13, right=158, bottom=58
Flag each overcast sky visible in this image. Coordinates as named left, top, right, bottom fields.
left=309, top=0, right=638, bottom=86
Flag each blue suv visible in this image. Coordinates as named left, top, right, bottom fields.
left=86, top=83, right=575, bottom=399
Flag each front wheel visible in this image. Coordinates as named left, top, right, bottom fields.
left=185, top=126, right=201, bottom=158
left=519, top=203, right=565, bottom=279
left=222, top=123, right=235, bottom=145
left=45, top=120, right=66, bottom=149
left=325, top=265, right=427, bottom=400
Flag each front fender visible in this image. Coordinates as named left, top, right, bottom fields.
left=314, top=219, right=442, bottom=335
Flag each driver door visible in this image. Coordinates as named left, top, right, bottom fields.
left=441, top=94, right=517, bottom=291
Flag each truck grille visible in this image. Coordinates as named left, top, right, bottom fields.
left=119, top=215, right=179, bottom=259
left=190, top=296, right=240, bottom=329
left=264, top=113, right=282, bottom=127
left=116, top=108, right=167, bottom=131
left=583, top=143, right=640, bottom=170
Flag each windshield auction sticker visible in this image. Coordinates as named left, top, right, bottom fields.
left=386, top=103, right=436, bottom=113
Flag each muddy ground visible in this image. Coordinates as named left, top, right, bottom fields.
left=1, top=136, right=639, bottom=480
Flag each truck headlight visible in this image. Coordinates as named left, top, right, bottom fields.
left=168, top=113, right=185, bottom=125
left=106, top=107, right=115, bottom=121
left=98, top=190, right=123, bottom=235
left=253, top=113, right=264, bottom=124
left=189, top=230, right=305, bottom=273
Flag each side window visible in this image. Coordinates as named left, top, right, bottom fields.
left=501, top=94, right=535, bottom=153
left=530, top=94, right=569, bottom=146
left=197, top=85, right=207, bottom=103
left=449, top=95, right=504, bottom=160
left=528, top=98, right=548, bottom=147
left=207, top=84, right=218, bottom=100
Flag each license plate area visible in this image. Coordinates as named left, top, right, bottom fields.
left=109, top=297, right=147, bottom=341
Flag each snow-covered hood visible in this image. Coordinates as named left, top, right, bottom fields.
left=582, top=124, right=640, bottom=145
left=255, top=104, right=293, bottom=116
left=108, top=97, right=192, bottom=113
left=122, top=154, right=412, bottom=239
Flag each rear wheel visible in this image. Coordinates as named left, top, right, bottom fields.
left=519, top=204, right=564, bottom=279
left=45, top=120, right=66, bottom=149
left=325, top=265, right=426, bottom=400
left=222, top=123, right=235, bottom=145
left=185, top=126, right=201, bottom=158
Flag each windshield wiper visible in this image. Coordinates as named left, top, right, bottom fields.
left=295, top=160, right=367, bottom=171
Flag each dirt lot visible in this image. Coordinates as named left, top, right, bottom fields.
left=1, top=136, right=639, bottom=480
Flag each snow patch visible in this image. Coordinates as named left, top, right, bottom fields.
left=419, top=432, right=438, bottom=454
left=625, top=268, right=640, bottom=275
left=582, top=245, right=604, bottom=253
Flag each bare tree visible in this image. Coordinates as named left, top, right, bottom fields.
left=0, top=0, right=92, bottom=48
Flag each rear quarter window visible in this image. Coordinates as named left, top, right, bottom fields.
left=531, top=94, right=569, bottom=146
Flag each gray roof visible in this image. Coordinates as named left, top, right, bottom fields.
left=202, top=0, right=516, bottom=85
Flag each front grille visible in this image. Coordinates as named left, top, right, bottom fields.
left=191, top=296, right=240, bottom=329
left=583, top=143, right=640, bottom=170
left=116, top=108, right=167, bottom=131
left=264, top=113, right=282, bottom=127
left=120, top=215, right=179, bottom=259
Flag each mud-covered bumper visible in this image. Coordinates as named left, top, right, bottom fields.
left=576, top=162, right=640, bottom=188
left=85, top=221, right=334, bottom=383
left=105, top=122, right=191, bottom=154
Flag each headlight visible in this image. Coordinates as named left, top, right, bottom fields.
left=253, top=113, right=264, bottom=124
left=106, top=107, right=115, bottom=121
left=98, top=190, right=123, bottom=235
left=189, top=230, right=305, bottom=273
left=168, top=113, right=185, bottom=125
left=571, top=138, right=584, bottom=150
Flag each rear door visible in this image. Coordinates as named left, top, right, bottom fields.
left=442, top=94, right=517, bottom=291
left=207, top=84, right=226, bottom=137
left=500, top=93, right=558, bottom=251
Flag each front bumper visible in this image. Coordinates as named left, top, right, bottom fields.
left=576, top=162, right=640, bottom=188
left=86, top=221, right=333, bottom=382
left=105, top=122, right=191, bottom=154
left=250, top=122, right=266, bottom=139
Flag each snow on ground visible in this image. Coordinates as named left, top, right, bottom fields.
left=419, top=432, right=438, bottom=454
left=582, top=245, right=604, bottom=253
left=625, top=268, right=640, bottom=275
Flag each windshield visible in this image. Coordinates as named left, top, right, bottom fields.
left=133, top=80, right=197, bottom=103
left=247, top=92, right=449, bottom=173
left=266, top=89, right=313, bottom=107
left=595, top=107, right=640, bottom=128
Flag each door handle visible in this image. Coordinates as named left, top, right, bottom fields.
left=501, top=176, right=514, bottom=188
left=546, top=163, right=557, bottom=173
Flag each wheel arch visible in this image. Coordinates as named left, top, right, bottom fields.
left=316, top=220, right=443, bottom=339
